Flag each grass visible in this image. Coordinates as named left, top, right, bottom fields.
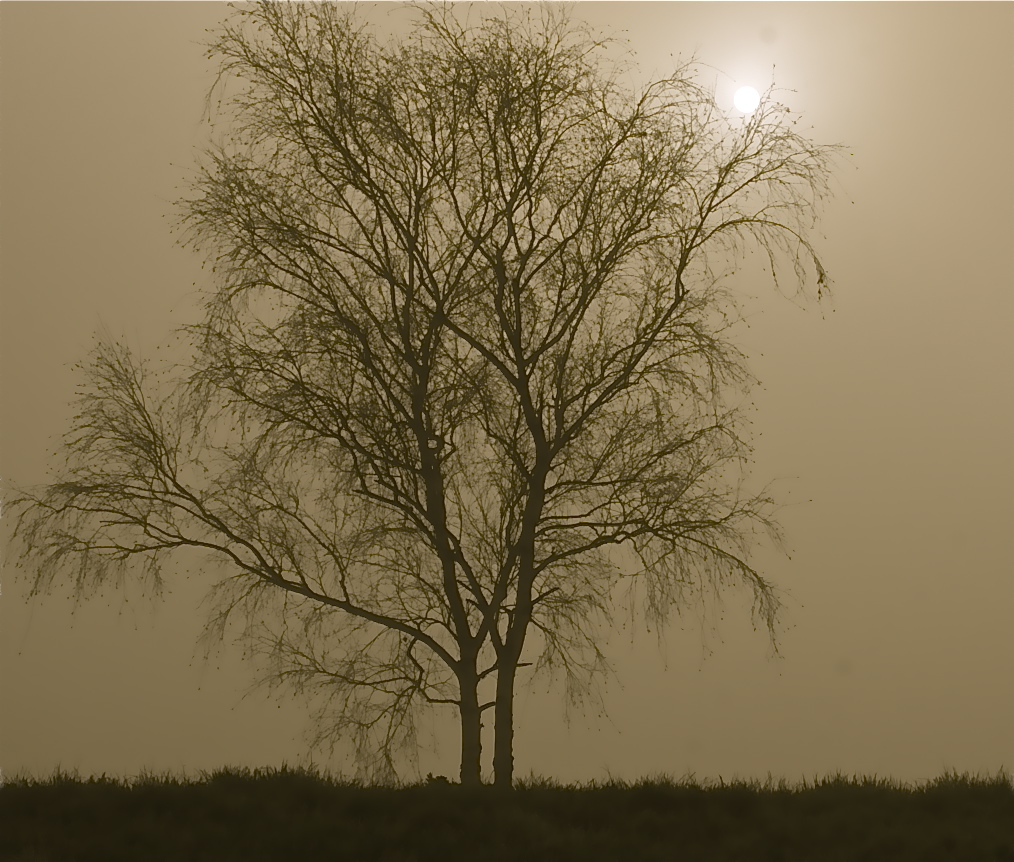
left=2, top=765, right=1011, bottom=861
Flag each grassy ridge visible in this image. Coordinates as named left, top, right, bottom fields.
left=3, top=766, right=1012, bottom=861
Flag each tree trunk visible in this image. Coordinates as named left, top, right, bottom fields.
left=492, top=657, right=518, bottom=788
left=458, top=670, right=483, bottom=786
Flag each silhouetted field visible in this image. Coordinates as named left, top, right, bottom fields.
left=3, top=765, right=1011, bottom=861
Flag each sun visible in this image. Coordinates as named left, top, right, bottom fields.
left=734, top=85, right=761, bottom=114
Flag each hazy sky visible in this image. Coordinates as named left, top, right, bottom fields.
left=2, top=2, right=1012, bottom=785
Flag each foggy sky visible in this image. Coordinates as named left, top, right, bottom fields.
left=2, top=2, right=1011, bottom=784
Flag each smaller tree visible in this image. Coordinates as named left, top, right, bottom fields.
left=9, top=2, right=835, bottom=787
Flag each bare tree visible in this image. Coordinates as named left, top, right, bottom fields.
left=10, top=3, right=835, bottom=787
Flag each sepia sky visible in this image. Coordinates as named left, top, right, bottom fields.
left=2, top=2, right=1011, bottom=785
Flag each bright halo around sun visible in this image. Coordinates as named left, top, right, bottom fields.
left=734, top=85, right=761, bottom=114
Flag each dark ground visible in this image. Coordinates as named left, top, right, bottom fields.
left=3, top=766, right=1012, bottom=861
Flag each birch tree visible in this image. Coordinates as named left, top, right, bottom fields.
left=11, top=2, right=835, bottom=787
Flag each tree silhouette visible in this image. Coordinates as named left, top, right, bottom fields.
left=10, top=3, right=835, bottom=787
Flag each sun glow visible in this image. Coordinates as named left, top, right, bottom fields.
left=734, top=85, right=761, bottom=114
